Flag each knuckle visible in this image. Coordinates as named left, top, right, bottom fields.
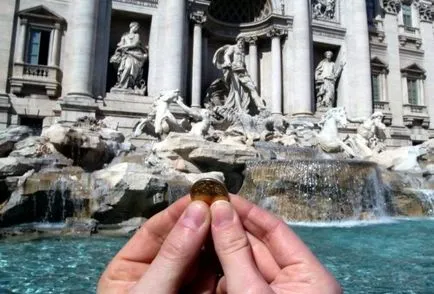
left=159, top=237, right=190, bottom=262
left=217, top=231, right=250, bottom=256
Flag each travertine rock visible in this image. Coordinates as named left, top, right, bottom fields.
left=0, top=126, right=33, bottom=157
left=91, top=163, right=168, bottom=224
left=0, top=157, right=33, bottom=178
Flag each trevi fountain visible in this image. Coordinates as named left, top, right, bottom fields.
left=1, top=18, right=434, bottom=294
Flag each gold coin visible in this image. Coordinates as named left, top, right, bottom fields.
left=190, top=178, right=229, bottom=205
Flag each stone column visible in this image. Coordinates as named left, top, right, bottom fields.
left=49, top=23, right=62, bottom=66
left=247, top=37, right=259, bottom=89
left=344, top=0, right=373, bottom=118
left=268, top=29, right=284, bottom=114
left=161, top=0, right=187, bottom=94
left=292, top=0, right=313, bottom=116
left=382, top=0, right=404, bottom=126
left=65, top=0, right=98, bottom=100
left=190, top=11, right=206, bottom=108
left=15, top=18, right=28, bottom=63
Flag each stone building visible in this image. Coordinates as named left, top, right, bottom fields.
left=0, top=0, right=433, bottom=146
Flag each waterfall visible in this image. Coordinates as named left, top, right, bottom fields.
left=240, top=159, right=389, bottom=221
left=413, top=190, right=434, bottom=215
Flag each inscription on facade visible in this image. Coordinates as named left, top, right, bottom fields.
left=113, top=0, right=158, bottom=8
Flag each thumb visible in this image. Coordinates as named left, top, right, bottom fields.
left=211, top=201, right=271, bottom=294
left=131, top=201, right=210, bottom=293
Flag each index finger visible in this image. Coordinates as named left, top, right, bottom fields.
left=115, top=195, right=191, bottom=263
left=230, top=194, right=321, bottom=268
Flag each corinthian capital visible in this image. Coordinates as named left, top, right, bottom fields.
left=383, top=0, right=401, bottom=15
left=266, top=27, right=286, bottom=38
left=418, top=1, right=433, bottom=22
left=190, top=11, right=207, bottom=24
left=245, top=36, right=258, bottom=45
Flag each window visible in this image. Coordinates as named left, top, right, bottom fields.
left=372, top=75, right=381, bottom=102
left=26, top=28, right=51, bottom=65
left=371, top=57, right=388, bottom=103
left=402, top=64, right=426, bottom=106
left=402, top=4, right=413, bottom=27
left=407, top=79, right=419, bottom=105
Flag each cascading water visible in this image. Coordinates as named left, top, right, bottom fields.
left=239, top=159, right=390, bottom=221
left=408, top=189, right=434, bottom=215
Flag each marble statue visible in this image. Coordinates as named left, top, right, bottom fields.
left=110, top=22, right=148, bottom=93
left=212, top=37, right=266, bottom=115
left=345, top=111, right=388, bottom=158
left=312, top=0, right=336, bottom=20
left=152, top=90, right=186, bottom=137
left=316, top=107, right=356, bottom=156
left=315, top=51, right=345, bottom=109
left=175, top=98, right=212, bottom=138
left=132, top=90, right=186, bottom=138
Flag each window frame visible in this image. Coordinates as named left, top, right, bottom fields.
left=371, top=57, right=389, bottom=103
left=401, top=64, right=426, bottom=106
left=402, top=3, right=413, bottom=28
left=407, top=78, right=419, bottom=105
left=25, top=25, right=52, bottom=65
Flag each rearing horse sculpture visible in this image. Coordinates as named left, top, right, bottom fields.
left=316, top=107, right=356, bottom=157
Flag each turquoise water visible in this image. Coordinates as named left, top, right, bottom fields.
left=0, top=219, right=433, bottom=293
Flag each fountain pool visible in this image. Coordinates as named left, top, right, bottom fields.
left=0, top=219, right=433, bottom=293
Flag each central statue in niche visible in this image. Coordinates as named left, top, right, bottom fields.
left=212, top=37, right=266, bottom=116
left=110, top=22, right=148, bottom=94
left=315, top=51, right=345, bottom=109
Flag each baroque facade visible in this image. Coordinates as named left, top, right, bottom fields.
left=0, top=0, right=433, bottom=146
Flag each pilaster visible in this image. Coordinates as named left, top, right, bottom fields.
left=0, top=0, right=16, bottom=128
left=419, top=1, right=434, bottom=128
left=383, top=0, right=404, bottom=126
left=15, top=18, right=27, bottom=63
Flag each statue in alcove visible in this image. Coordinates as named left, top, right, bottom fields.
left=315, top=51, right=345, bottom=109
left=110, top=22, right=148, bottom=94
left=211, top=37, right=266, bottom=116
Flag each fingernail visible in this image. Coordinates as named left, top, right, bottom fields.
left=182, top=202, right=208, bottom=230
left=211, top=200, right=234, bottom=228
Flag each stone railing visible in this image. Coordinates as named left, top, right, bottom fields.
left=398, top=25, right=422, bottom=49
left=113, top=0, right=158, bottom=8
left=403, top=104, right=430, bottom=128
left=23, top=64, right=50, bottom=77
left=374, top=100, right=390, bottom=111
left=10, top=63, right=62, bottom=97
left=398, top=24, right=420, bottom=36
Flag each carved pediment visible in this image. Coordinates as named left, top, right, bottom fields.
left=371, top=57, right=389, bottom=74
left=371, top=57, right=388, bottom=68
left=18, top=5, right=66, bottom=24
left=401, top=63, right=426, bottom=79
